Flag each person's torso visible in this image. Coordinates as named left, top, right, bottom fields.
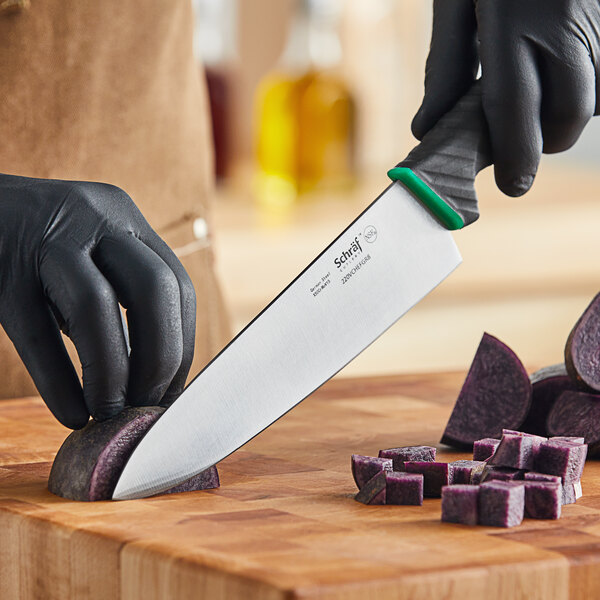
left=0, top=0, right=214, bottom=231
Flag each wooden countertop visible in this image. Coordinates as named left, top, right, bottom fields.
left=1, top=372, right=600, bottom=600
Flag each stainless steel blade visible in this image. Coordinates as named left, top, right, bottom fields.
left=113, top=182, right=462, bottom=500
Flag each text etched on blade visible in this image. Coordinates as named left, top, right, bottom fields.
left=309, top=226, right=378, bottom=298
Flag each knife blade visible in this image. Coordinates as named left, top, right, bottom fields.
left=113, top=83, right=492, bottom=500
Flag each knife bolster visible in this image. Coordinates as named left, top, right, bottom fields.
left=387, top=167, right=465, bottom=231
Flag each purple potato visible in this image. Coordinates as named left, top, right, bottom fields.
left=534, top=439, right=588, bottom=483
left=351, top=455, right=393, bottom=490
left=450, top=460, right=486, bottom=484
left=473, top=438, right=501, bottom=461
left=441, top=333, right=532, bottom=450
left=479, top=480, right=525, bottom=528
left=547, top=390, right=600, bottom=456
left=404, top=461, right=451, bottom=497
left=48, top=407, right=220, bottom=501
left=470, top=462, right=487, bottom=485
left=551, top=436, right=585, bottom=444
left=354, top=471, right=387, bottom=505
left=378, top=445, right=436, bottom=471
left=489, top=432, right=546, bottom=470
left=565, top=292, right=600, bottom=391
left=385, top=472, right=424, bottom=505
left=481, top=466, right=526, bottom=483
left=524, top=481, right=561, bottom=519
left=521, top=365, right=577, bottom=436
left=441, top=485, right=480, bottom=525
left=524, top=471, right=561, bottom=484
left=561, top=481, right=582, bottom=505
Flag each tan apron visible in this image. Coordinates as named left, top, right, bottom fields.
left=0, top=0, right=231, bottom=398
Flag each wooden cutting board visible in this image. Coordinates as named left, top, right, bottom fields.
left=2, top=371, right=600, bottom=600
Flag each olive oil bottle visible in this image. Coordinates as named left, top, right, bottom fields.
left=255, top=0, right=354, bottom=206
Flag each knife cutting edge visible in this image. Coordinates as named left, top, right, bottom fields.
left=112, top=82, right=492, bottom=500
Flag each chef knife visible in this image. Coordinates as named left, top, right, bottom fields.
left=113, top=83, right=492, bottom=500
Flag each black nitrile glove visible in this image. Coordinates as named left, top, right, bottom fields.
left=0, top=174, right=196, bottom=429
left=412, top=0, right=600, bottom=197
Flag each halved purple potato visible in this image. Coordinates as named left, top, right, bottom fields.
left=450, top=460, right=486, bottom=484
left=478, top=480, right=525, bottom=528
left=378, top=446, right=436, bottom=471
left=521, top=365, right=578, bottom=436
left=385, top=472, right=423, bottom=505
left=547, top=390, right=600, bottom=456
left=441, top=333, right=532, bottom=450
left=404, top=461, right=451, bottom=497
left=524, top=481, right=561, bottom=519
left=351, top=455, right=392, bottom=490
left=489, top=432, right=546, bottom=470
left=354, top=471, right=387, bottom=505
left=565, top=292, right=600, bottom=391
left=441, top=484, right=479, bottom=525
left=48, top=407, right=219, bottom=501
left=473, top=438, right=500, bottom=461
left=534, top=439, right=588, bottom=483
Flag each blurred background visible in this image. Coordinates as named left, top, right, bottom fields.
left=193, top=0, right=600, bottom=377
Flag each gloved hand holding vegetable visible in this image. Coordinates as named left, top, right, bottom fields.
left=412, top=0, right=600, bottom=197
left=0, top=174, right=196, bottom=429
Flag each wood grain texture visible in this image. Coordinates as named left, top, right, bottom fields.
left=2, top=372, right=599, bottom=599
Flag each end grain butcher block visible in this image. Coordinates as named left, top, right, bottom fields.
left=1, top=373, right=600, bottom=600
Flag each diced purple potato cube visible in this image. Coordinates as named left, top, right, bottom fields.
left=449, top=460, right=486, bottom=484
left=354, top=471, right=387, bottom=505
left=481, top=466, right=525, bottom=483
left=575, top=480, right=583, bottom=499
left=565, top=292, right=600, bottom=391
left=524, top=481, right=562, bottom=519
left=490, top=432, right=546, bottom=470
left=521, top=364, right=577, bottom=436
left=351, top=455, right=392, bottom=490
left=441, top=333, right=532, bottom=450
left=551, top=436, right=585, bottom=444
left=404, top=461, right=451, bottom=497
left=534, top=440, right=588, bottom=483
left=524, top=471, right=561, bottom=484
left=547, top=390, right=600, bottom=457
left=441, top=485, right=480, bottom=525
left=385, top=472, right=424, bottom=505
left=378, top=446, right=436, bottom=471
left=48, top=407, right=220, bottom=501
left=479, top=480, right=525, bottom=528
left=473, top=438, right=501, bottom=461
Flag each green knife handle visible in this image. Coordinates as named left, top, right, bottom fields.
left=388, top=80, right=492, bottom=230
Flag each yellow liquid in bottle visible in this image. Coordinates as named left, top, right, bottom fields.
left=255, top=69, right=354, bottom=206
left=297, top=71, right=354, bottom=192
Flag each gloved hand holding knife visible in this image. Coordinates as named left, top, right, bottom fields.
left=412, top=0, right=600, bottom=198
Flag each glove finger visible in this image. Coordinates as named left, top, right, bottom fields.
left=411, top=0, right=478, bottom=140
left=93, top=234, right=184, bottom=407
left=538, top=45, right=596, bottom=154
left=138, top=229, right=197, bottom=407
left=0, top=288, right=89, bottom=429
left=39, top=245, right=129, bottom=421
left=477, top=4, right=542, bottom=197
